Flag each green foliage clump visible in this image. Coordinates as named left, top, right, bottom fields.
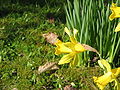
left=65, top=0, right=120, bottom=66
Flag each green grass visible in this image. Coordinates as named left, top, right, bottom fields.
left=0, top=2, right=64, bottom=89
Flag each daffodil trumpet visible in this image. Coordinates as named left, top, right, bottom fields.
left=93, top=59, right=120, bottom=90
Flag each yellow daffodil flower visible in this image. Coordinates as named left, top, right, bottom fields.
left=93, top=59, right=120, bottom=90
left=109, top=3, right=120, bottom=20
left=55, top=27, right=86, bottom=67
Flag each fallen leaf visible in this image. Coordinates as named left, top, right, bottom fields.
left=42, top=32, right=58, bottom=45
left=38, top=62, right=59, bottom=74
left=64, top=85, right=77, bottom=90
left=82, top=44, right=99, bottom=55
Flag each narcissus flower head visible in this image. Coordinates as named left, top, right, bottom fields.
left=93, top=59, right=120, bottom=90
left=55, top=27, right=86, bottom=67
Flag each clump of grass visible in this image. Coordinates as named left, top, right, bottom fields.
left=65, top=0, right=120, bottom=66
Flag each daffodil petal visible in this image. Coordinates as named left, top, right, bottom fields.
left=115, top=23, right=120, bottom=32
left=54, top=39, right=62, bottom=46
left=69, top=54, right=79, bottom=67
left=55, top=46, right=72, bottom=55
left=64, top=27, right=78, bottom=44
left=64, top=42, right=74, bottom=47
left=64, top=27, right=71, bottom=37
left=58, top=53, right=75, bottom=65
left=93, top=72, right=112, bottom=90
left=70, top=36, right=78, bottom=44
left=98, top=59, right=111, bottom=72
left=98, top=60, right=106, bottom=70
left=109, top=3, right=120, bottom=20
left=111, top=67, right=120, bottom=78
left=55, top=40, right=72, bottom=55
left=63, top=42, right=75, bottom=51
left=73, top=28, right=78, bottom=38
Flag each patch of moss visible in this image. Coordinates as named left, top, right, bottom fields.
left=54, top=67, right=101, bottom=89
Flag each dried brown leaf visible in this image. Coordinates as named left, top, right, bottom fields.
left=82, top=44, right=99, bottom=55
left=64, top=85, right=77, bottom=90
left=42, top=32, right=58, bottom=45
left=38, top=62, right=59, bottom=74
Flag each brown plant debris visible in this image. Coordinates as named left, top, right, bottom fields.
left=63, top=85, right=77, bottom=90
left=38, top=62, right=59, bottom=74
left=82, top=44, right=99, bottom=55
left=42, top=32, right=58, bottom=45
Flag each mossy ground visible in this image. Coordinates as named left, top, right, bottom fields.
left=0, top=1, right=120, bottom=90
